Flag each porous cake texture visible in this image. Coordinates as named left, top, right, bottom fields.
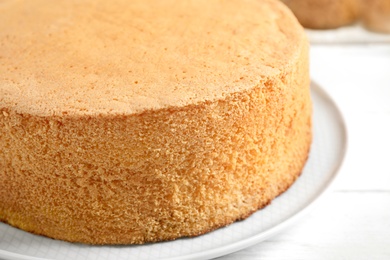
left=0, top=0, right=312, bottom=244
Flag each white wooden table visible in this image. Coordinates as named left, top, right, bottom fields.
left=218, top=25, right=390, bottom=260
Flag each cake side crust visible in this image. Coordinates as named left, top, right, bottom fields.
left=0, top=0, right=311, bottom=245
left=0, top=35, right=310, bottom=244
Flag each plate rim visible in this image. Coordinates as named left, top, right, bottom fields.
left=165, top=81, right=349, bottom=260
left=0, top=81, right=348, bottom=260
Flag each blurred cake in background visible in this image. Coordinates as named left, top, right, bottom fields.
left=361, top=0, right=390, bottom=33
left=282, top=0, right=361, bottom=29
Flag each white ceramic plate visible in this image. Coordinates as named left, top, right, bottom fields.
left=0, top=82, right=347, bottom=260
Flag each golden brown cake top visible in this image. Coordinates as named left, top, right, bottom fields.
left=0, top=0, right=305, bottom=116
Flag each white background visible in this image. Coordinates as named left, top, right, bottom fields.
left=219, top=25, right=390, bottom=260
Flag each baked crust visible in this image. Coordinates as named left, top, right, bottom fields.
left=0, top=0, right=311, bottom=244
